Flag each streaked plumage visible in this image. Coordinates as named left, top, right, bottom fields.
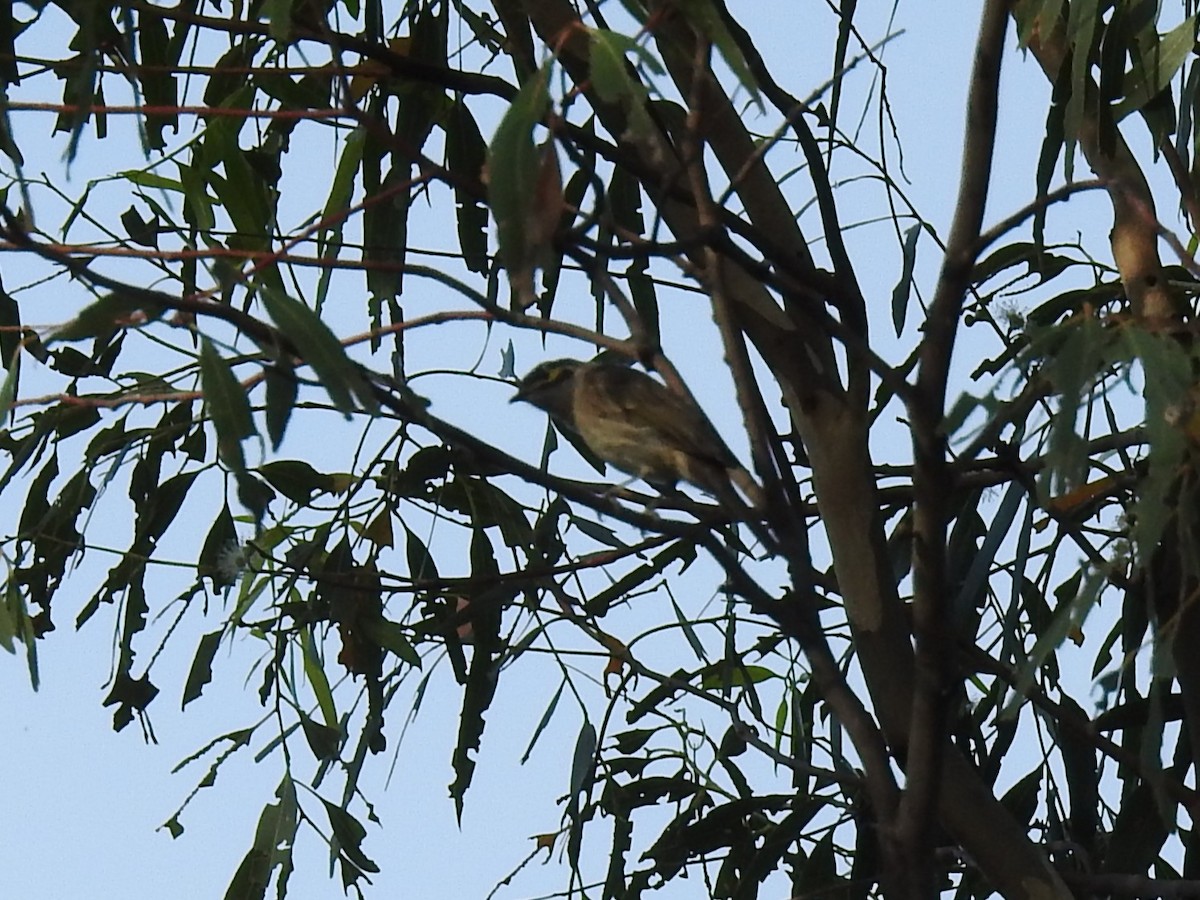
left=510, top=358, right=763, bottom=510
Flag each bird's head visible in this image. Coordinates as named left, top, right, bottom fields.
left=510, top=359, right=583, bottom=420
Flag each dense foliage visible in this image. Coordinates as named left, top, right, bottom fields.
left=4, top=1, right=1200, bottom=898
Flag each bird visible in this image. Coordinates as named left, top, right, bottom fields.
left=510, top=357, right=764, bottom=511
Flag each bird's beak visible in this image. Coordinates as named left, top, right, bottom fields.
left=509, top=383, right=526, bottom=404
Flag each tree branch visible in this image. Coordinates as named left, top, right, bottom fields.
left=902, top=1, right=1008, bottom=891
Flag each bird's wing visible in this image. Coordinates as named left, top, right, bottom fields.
left=599, top=366, right=739, bottom=468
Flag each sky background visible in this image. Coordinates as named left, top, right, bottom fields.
left=0, top=3, right=1147, bottom=898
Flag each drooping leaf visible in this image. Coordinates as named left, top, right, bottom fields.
left=359, top=615, right=421, bottom=668
left=1036, top=40, right=1068, bottom=239
left=360, top=116, right=405, bottom=301
left=444, top=99, right=488, bottom=274
left=235, top=470, right=274, bottom=525
left=952, top=481, right=1026, bottom=619
left=264, top=0, right=295, bottom=41
left=0, top=352, right=16, bottom=425
left=316, top=128, right=366, bottom=308
left=320, top=800, right=380, bottom=875
left=302, top=626, right=338, bottom=729
left=569, top=719, right=598, bottom=805
left=260, top=286, right=377, bottom=416
left=199, top=338, right=256, bottom=470
left=263, top=362, right=297, bottom=450
left=130, top=470, right=199, bottom=555
left=0, top=5, right=17, bottom=86
left=588, top=29, right=656, bottom=142
left=891, top=223, right=920, bottom=336
left=404, top=523, right=439, bottom=581
left=198, top=503, right=239, bottom=590
left=223, top=777, right=299, bottom=900
left=299, top=712, right=342, bottom=762
left=358, top=507, right=394, bottom=548
left=519, top=678, right=566, bottom=764
left=137, top=8, right=177, bottom=149
left=449, top=586, right=505, bottom=818
left=1114, top=16, right=1198, bottom=121
left=489, top=63, right=549, bottom=282
left=0, top=277, right=19, bottom=369
left=182, top=629, right=224, bottom=709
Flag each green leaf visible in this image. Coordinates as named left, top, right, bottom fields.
left=137, top=9, right=177, bottom=149
left=0, top=278, right=19, bottom=368
left=50, top=346, right=98, bottom=377
left=569, top=719, right=597, bottom=801
left=0, top=96, right=22, bottom=167
left=0, top=577, right=38, bottom=689
left=178, top=161, right=216, bottom=232
left=891, top=224, right=920, bottom=336
left=360, top=616, right=421, bottom=668
left=139, top=470, right=200, bottom=544
left=612, top=728, right=657, bottom=755
left=199, top=338, right=256, bottom=470
left=404, top=523, right=439, bottom=581
left=999, top=768, right=1042, bottom=828
left=0, top=350, right=16, bottom=425
left=20, top=453, right=55, bottom=535
left=589, top=29, right=656, bottom=142
left=1008, top=568, right=1104, bottom=714
left=53, top=292, right=167, bottom=343
left=1048, top=694, right=1099, bottom=845
left=360, top=129, right=406, bottom=301
left=260, top=286, right=377, bottom=416
left=449, top=587, right=504, bottom=818
left=299, top=711, right=342, bottom=761
left=571, top=515, right=624, bottom=548
left=458, top=477, right=533, bottom=547
left=670, top=595, right=708, bottom=663
left=1114, top=15, right=1198, bottom=120
left=0, top=579, right=20, bottom=653
left=0, top=7, right=17, bottom=85
left=1062, top=0, right=1100, bottom=180
left=263, top=362, right=297, bottom=450
left=444, top=100, right=489, bottom=274
left=316, top=128, right=366, bottom=304
left=587, top=541, right=696, bottom=614
left=182, top=629, right=224, bottom=709
left=520, top=678, right=565, bottom=764
left=235, top=470, right=274, bottom=526
left=1105, top=779, right=1172, bottom=874
left=321, top=800, right=380, bottom=874
left=488, top=64, right=549, bottom=275
left=699, top=664, right=777, bottom=689
left=215, top=144, right=272, bottom=255
left=121, top=169, right=184, bottom=192
left=264, top=0, right=296, bottom=41
left=828, top=0, right=853, bottom=136
left=675, top=0, right=761, bottom=109
left=198, top=503, right=239, bottom=590
left=952, top=481, right=1025, bottom=619
left=223, top=777, right=298, bottom=900
left=259, top=459, right=332, bottom=504
left=302, top=627, right=338, bottom=728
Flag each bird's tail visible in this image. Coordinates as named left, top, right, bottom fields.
left=727, top=466, right=766, bottom=511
